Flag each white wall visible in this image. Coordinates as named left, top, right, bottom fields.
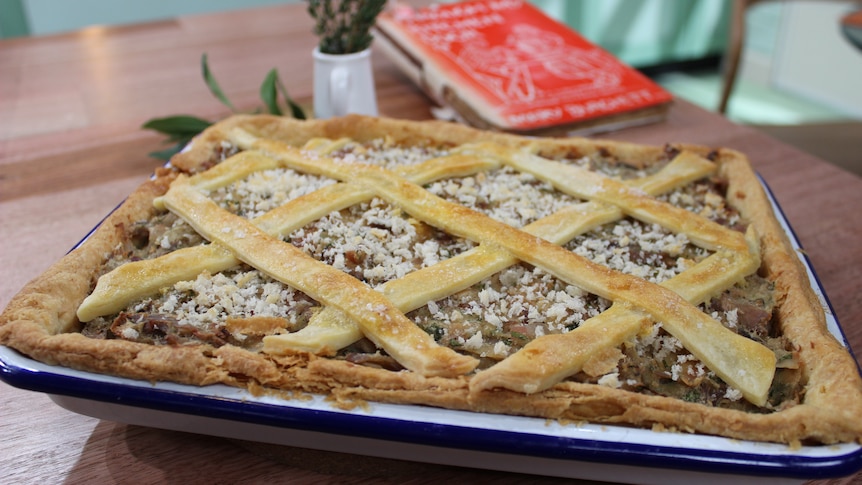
left=773, top=2, right=862, bottom=118
left=741, top=1, right=862, bottom=119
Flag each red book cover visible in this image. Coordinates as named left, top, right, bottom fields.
left=375, top=0, right=673, bottom=134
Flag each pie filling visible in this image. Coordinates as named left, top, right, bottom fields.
left=78, top=137, right=802, bottom=413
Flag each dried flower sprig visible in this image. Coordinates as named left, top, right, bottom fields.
left=308, top=0, right=387, bottom=54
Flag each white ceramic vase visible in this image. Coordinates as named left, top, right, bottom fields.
left=312, top=47, right=378, bottom=119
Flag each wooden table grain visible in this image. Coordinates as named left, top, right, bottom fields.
left=1, top=3, right=860, bottom=484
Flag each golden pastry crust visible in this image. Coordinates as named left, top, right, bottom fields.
left=2, top=114, right=861, bottom=445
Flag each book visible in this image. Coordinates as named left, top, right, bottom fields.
left=374, top=0, right=674, bottom=135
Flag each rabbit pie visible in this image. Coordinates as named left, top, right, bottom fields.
left=2, top=114, right=861, bottom=445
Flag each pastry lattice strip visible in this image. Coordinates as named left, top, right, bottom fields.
left=264, top=150, right=764, bottom=402
left=78, top=131, right=775, bottom=404
left=231, top=132, right=773, bottom=405
left=82, top=136, right=724, bottom=360
left=161, top=171, right=481, bottom=377
left=77, top=141, right=500, bottom=321
left=267, top=150, right=718, bottom=351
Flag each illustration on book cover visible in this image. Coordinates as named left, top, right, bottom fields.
left=455, top=23, right=624, bottom=105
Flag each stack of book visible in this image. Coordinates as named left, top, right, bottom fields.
left=375, top=0, right=673, bottom=135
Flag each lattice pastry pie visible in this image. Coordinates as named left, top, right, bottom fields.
left=2, top=115, right=861, bottom=445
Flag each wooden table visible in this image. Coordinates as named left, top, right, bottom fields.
left=1, top=3, right=860, bottom=484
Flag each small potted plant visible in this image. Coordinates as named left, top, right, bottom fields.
left=308, top=0, right=387, bottom=54
left=142, top=1, right=387, bottom=157
left=307, top=0, right=387, bottom=118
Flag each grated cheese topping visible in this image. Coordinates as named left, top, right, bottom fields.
left=409, top=264, right=610, bottom=359
left=289, top=197, right=474, bottom=287
left=426, top=166, right=581, bottom=228
left=128, top=269, right=314, bottom=332
left=334, top=139, right=451, bottom=170
left=210, top=168, right=337, bottom=219
left=568, top=219, right=710, bottom=284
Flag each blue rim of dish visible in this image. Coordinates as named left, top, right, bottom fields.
left=1, top=344, right=861, bottom=480
left=3, top=174, right=861, bottom=480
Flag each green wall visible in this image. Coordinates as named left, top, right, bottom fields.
left=1, top=0, right=294, bottom=38
left=533, top=0, right=730, bottom=67
left=1, top=0, right=730, bottom=69
left=0, top=0, right=29, bottom=37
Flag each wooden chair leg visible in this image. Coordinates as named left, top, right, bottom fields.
left=719, top=0, right=749, bottom=114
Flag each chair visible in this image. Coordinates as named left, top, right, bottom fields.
left=718, top=0, right=860, bottom=114
left=718, top=0, right=862, bottom=176
left=718, top=0, right=765, bottom=115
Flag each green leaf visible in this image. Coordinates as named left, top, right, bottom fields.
left=260, top=69, right=306, bottom=119
left=275, top=72, right=307, bottom=120
left=142, top=115, right=212, bottom=137
left=201, top=53, right=236, bottom=112
left=142, top=115, right=211, bottom=160
left=143, top=52, right=310, bottom=160
left=148, top=141, right=188, bottom=161
left=259, top=69, right=283, bottom=116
